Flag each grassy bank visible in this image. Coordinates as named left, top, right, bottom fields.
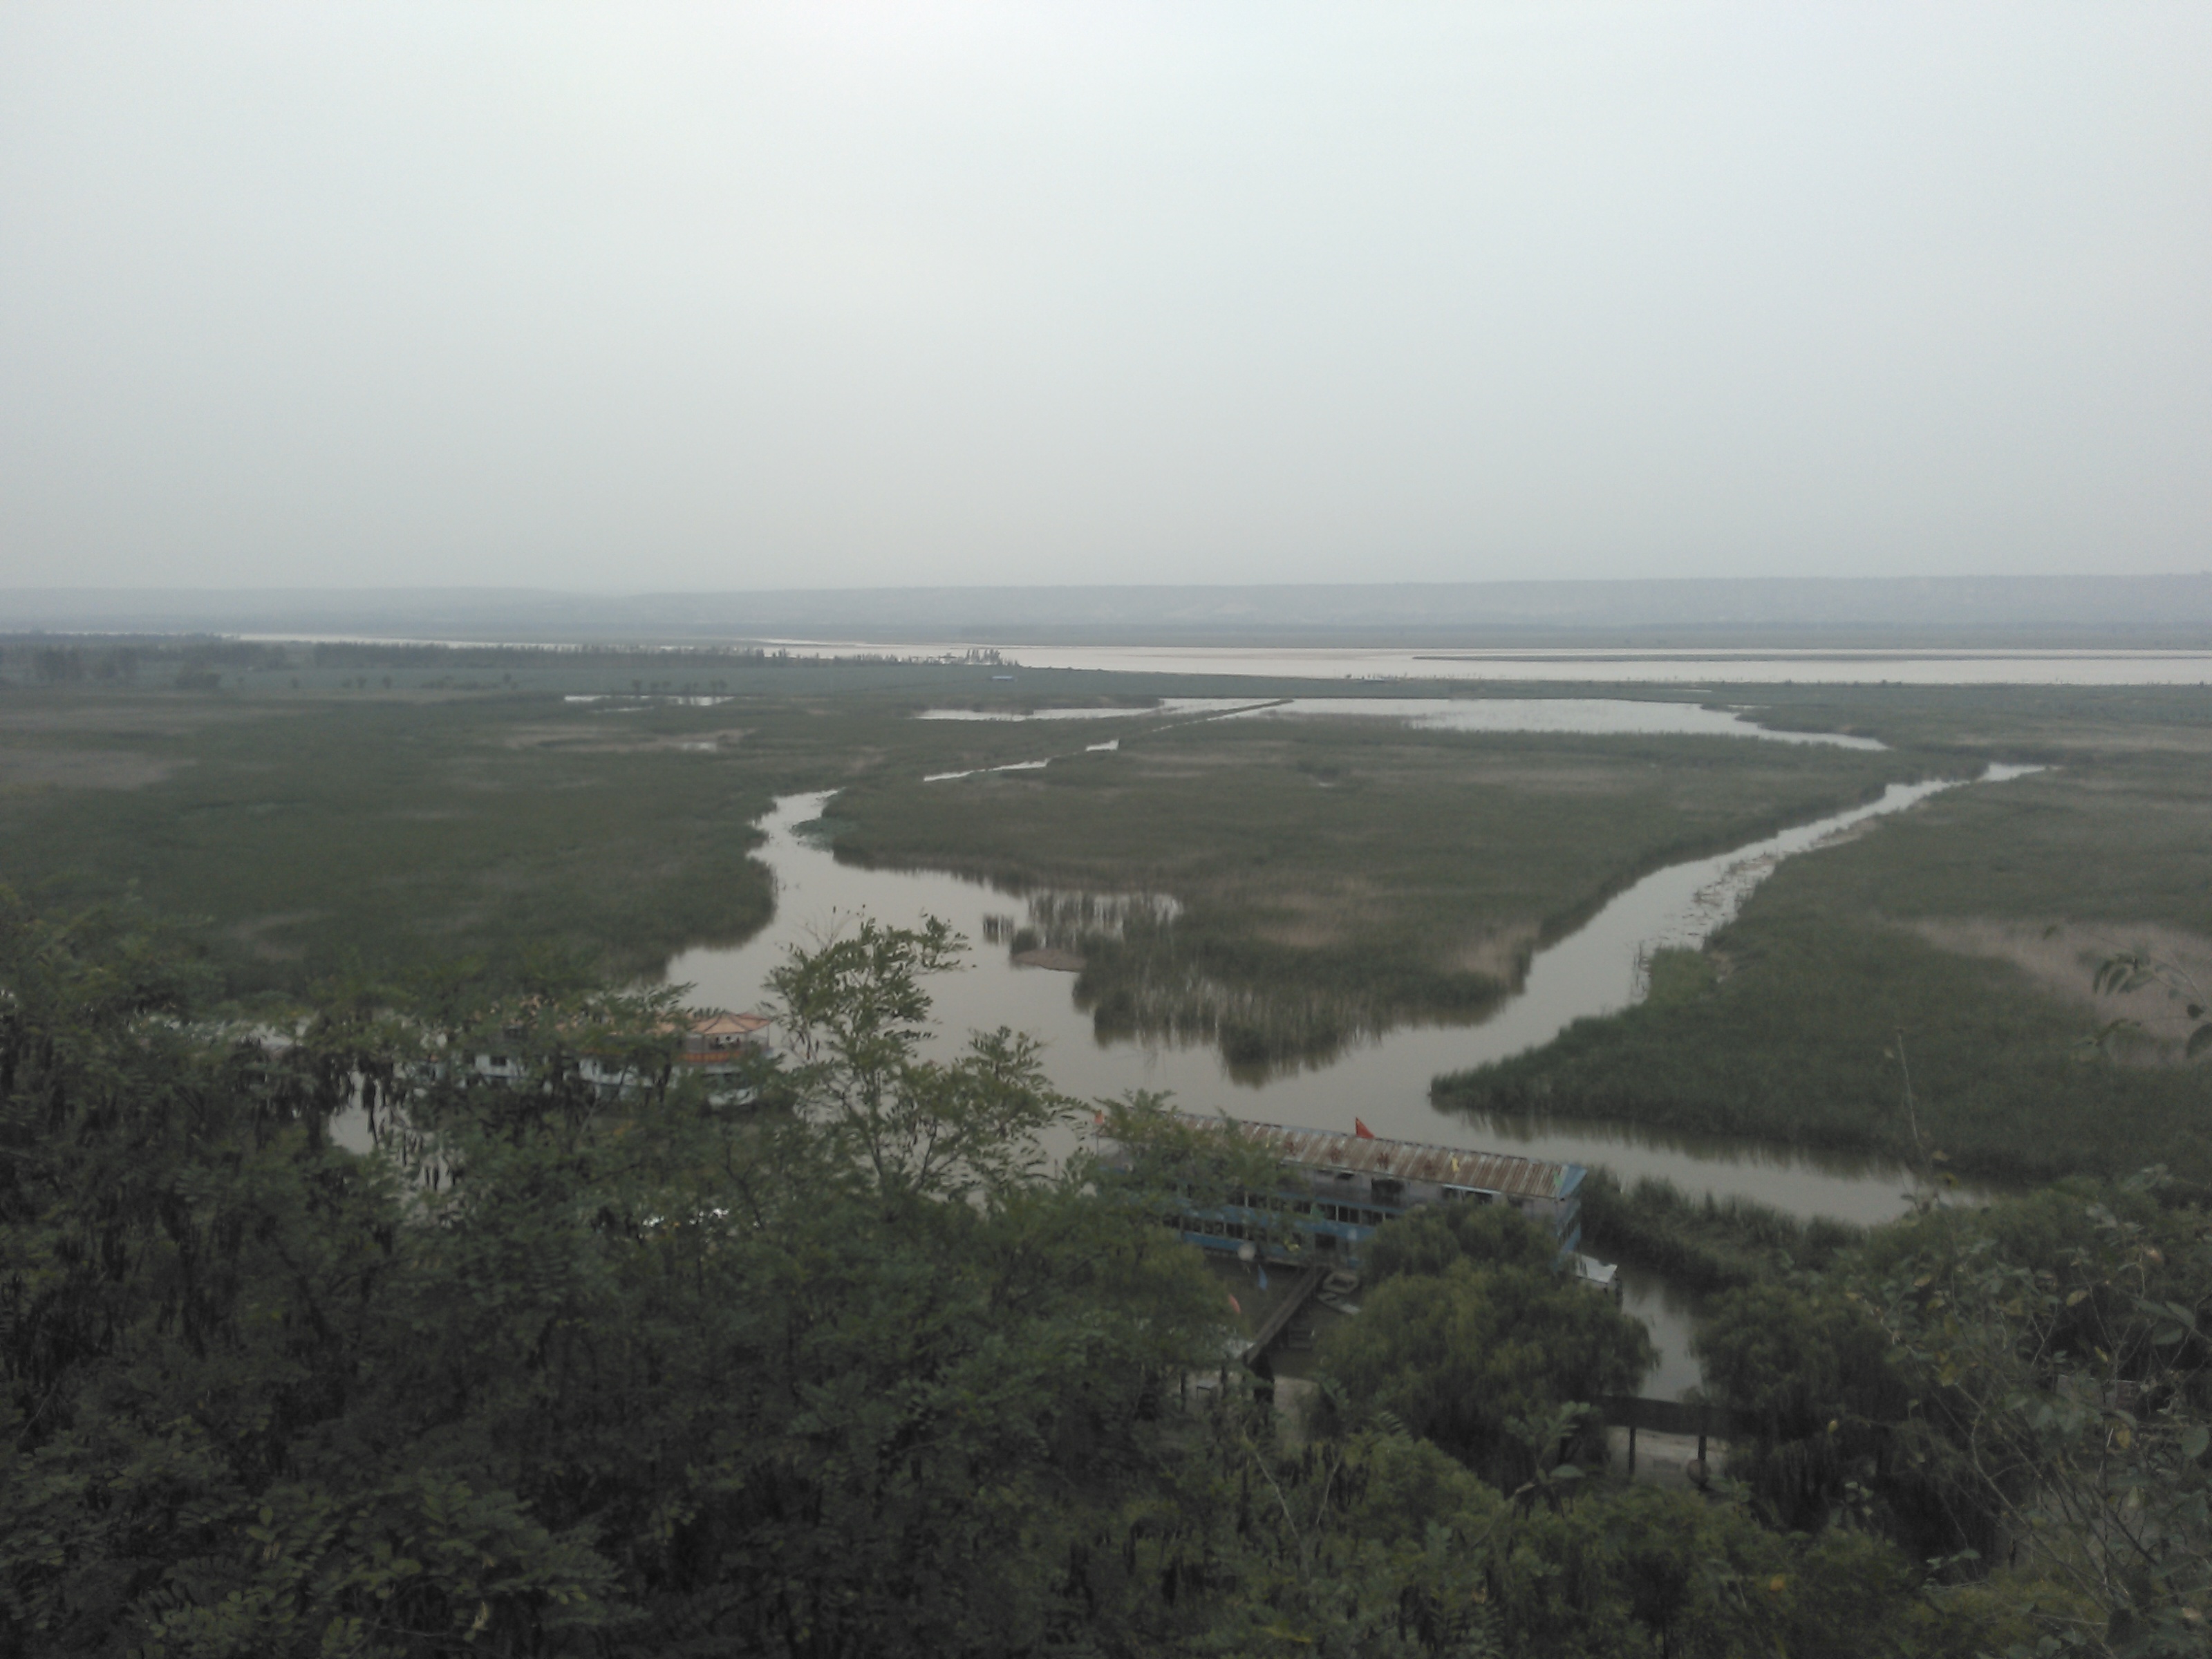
left=1436, top=741, right=2212, bottom=1187
left=830, top=713, right=1935, bottom=1067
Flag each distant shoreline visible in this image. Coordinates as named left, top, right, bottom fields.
left=7, top=574, right=2212, bottom=654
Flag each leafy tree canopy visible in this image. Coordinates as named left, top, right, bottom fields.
left=1321, top=1207, right=1654, bottom=1488
left=0, top=890, right=2122, bottom=1657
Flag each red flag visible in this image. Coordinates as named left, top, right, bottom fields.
left=1354, top=1117, right=1376, bottom=1140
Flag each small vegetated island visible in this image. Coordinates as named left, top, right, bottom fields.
left=2, top=643, right=2209, bottom=1653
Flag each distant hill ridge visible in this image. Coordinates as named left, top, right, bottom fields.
left=4, top=575, right=2211, bottom=647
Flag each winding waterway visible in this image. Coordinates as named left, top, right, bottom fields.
left=666, top=752, right=2040, bottom=1394
left=668, top=776, right=2025, bottom=1223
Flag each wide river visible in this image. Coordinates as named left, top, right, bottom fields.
left=665, top=703, right=2043, bottom=1393
left=771, top=641, right=2212, bottom=686
left=254, top=632, right=2212, bottom=686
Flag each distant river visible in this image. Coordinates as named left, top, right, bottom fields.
left=771, top=640, right=2212, bottom=686
left=922, top=695, right=1888, bottom=747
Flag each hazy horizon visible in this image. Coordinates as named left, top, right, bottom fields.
left=10, top=573, right=2212, bottom=650
left=6, top=5, right=2209, bottom=591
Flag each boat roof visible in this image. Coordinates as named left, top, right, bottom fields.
left=1178, top=1112, right=1584, bottom=1201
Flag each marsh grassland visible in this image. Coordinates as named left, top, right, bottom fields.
left=0, top=648, right=1074, bottom=992
left=829, top=715, right=1934, bottom=1065
left=3, top=648, right=2206, bottom=1190
left=0, top=693, right=777, bottom=991
left=0, top=645, right=1918, bottom=1013
left=1438, top=687, right=2212, bottom=1188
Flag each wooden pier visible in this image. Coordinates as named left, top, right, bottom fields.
left=1598, top=1395, right=1756, bottom=1477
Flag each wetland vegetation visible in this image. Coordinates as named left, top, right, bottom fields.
left=4, top=642, right=2202, bottom=1197
left=0, top=639, right=1103, bottom=994
left=1436, top=740, right=2212, bottom=1189
left=830, top=714, right=1934, bottom=1067
left=0, top=639, right=1931, bottom=1034
left=6, top=639, right=2212, bottom=1652
left=1577, top=1170, right=1866, bottom=1293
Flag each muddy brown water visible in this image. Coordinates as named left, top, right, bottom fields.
left=669, top=774, right=2032, bottom=1228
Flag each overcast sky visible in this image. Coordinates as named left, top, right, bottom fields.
left=3, top=3, right=2208, bottom=592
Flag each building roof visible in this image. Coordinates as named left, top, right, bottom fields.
left=675, top=1011, right=772, bottom=1060
left=687, top=1011, right=771, bottom=1040
left=1178, top=1113, right=1584, bottom=1201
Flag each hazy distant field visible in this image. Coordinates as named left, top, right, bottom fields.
left=5, top=641, right=1690, bottom=993
left=0, top=644, right=1031, bottom=991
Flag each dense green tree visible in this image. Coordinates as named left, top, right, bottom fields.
left=1860, top=1181, right=2212, bottom=1656
left=1320, top=1208, right=1653, bottom=1488
left=0, top=889, right=2124, bottom=1656
left=0, top=898, right=1225, bottom=1656
left=1362, top=1200, right=1562, bottom=1285
left=1696, top=1178, right=2212, bottom=1655
left=1060, top=1395, right=2034, bottom=1658
left=1691, top=1279, right=1914, bottom=1537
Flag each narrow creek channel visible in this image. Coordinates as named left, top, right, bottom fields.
left=666, top=762, right=2040, bottom=1396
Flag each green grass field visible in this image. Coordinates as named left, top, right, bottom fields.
left=1, top=647, right=1591, bottom=996
left=0, top=653, right=1937, bottom=1044
left=0, top=693, right=783, bottom=993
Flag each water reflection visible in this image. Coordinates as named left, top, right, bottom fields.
left=1618, top=1265, right=1707, bottom=1400
left=1021, top=888, right=1183, bottom=939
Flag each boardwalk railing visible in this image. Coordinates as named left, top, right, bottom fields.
left=1596, top=1395, right=1759, bottom=1476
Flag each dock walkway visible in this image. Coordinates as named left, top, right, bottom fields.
left=1241, top=1266, right=1326, bottom=1367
